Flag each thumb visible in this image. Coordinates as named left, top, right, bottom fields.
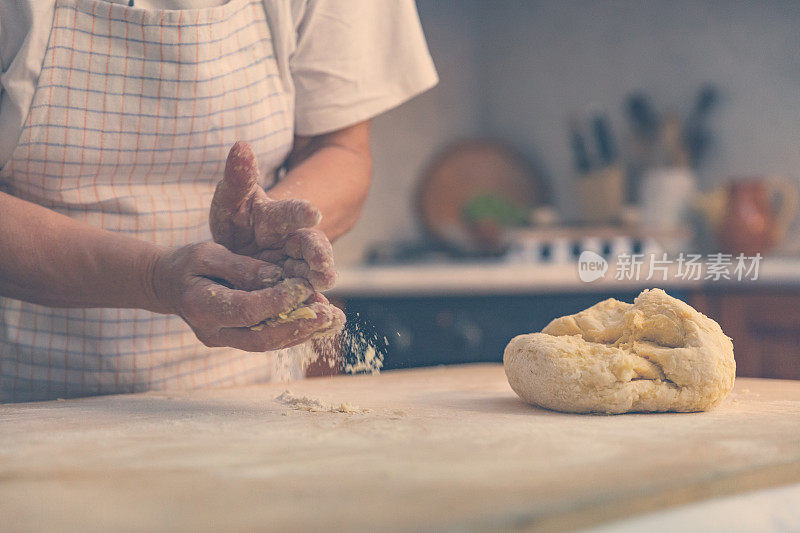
left=199, top=242, right=283, bottom=290
left=218, top=141, right=261, bottom=209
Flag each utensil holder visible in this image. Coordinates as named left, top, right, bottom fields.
left=574, top=165, right=625, bottom=224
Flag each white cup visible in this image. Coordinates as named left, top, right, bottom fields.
left=640, top=167, right=697, bottom=254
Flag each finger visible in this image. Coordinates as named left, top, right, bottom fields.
left=199, top=242, right=281, bottom=290
left=253, top=199, right=322, bottom=248
left=284, top=258, right=337, bottom=292
left=283, top=258, right=310, bottom=278
left=255, top=229, right=336, bottom=291
left=257, top=249, right=287, bottom=266
left=284, top=229, right=333, bottom=271
left=285, top=297, right=343, bottom=337
left=307, top=293, right=330, bottom=305
left=312, top=304, right=346, bottom=339
left=302, top=292, right=329, bottom=308
left=256, top=250, right=336, bottom=291
left=232, top=278, right=315, bottom=325
left=211, top=302, right=335, bottom=351
left=282, top=229, right=336, bottom=291
left=210, top=142, right=261, bottom=249
left=219, top=141, right=261, bottom=209
left=193, top=277, right=314, bottom=328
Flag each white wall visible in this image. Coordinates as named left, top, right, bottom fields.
left=335, top=0, right=800, bottom=265
left=481, top=0, right=800, bottom=217
left=332, top=0, right=483, bottom=265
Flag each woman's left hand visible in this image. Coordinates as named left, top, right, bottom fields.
left=209, top=141, right=337, bottom=292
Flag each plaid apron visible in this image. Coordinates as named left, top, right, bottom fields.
left=0, top=0, right=299, bottom=402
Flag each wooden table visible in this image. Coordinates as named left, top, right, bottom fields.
left=2, top=364, right=800, bottom=532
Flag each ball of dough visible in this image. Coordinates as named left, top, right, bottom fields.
left=503, top=289, right=735, bottom=414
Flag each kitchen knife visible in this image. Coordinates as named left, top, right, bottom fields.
left=592, top=114, right=616, bottom=166
left=569, top=121, right=592, bottom=174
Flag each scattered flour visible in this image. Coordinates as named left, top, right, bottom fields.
left=276, top=390, right=368, bottom=414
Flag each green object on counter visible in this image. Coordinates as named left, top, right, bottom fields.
left=462, top=194, right=527, bottom=226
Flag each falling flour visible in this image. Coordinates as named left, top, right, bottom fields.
left=337, top=312, right=386, bottom=375
left=342, top=345, right=383, bottom=375
left=271, top=345, right=317, bottom=382
left=276, top=390, right=368, bottom=414
left=270, top=311, right=387, bottom=382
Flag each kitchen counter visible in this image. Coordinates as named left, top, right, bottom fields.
left=3, top=364, right=800, bottom=531
left=330, top=257, right=800, bottom=297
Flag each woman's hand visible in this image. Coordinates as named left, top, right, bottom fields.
left=151, top=241, right=344, bottom=351
left=209, top=141, right=337, bottom=291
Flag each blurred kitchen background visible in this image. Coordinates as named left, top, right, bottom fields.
left=323, top=1, right=800, bottom=379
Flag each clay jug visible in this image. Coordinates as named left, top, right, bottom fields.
left=696, top=177, right=798, bottom=255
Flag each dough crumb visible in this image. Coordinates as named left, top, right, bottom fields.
left=276, top=390, right=368, bottom=414
left=251, top=306, right=318, bottom=331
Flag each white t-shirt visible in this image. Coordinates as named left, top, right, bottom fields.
left=0, top=0, right=438, bottom=169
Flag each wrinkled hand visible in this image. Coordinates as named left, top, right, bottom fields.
left=151, top=242, right=345, bottom=351
left=209, top=141, right=337, bottom=292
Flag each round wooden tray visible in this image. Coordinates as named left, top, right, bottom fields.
left=416, top=139, right=546, bottom=253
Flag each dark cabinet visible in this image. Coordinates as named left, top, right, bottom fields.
left=327, top=289, right=800, bottom=379
left=690, top=290, right=800, bottom=379
left=342, top=291, right=668, bottom=370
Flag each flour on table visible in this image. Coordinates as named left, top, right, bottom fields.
left=504, top=288, right=736, bottom=414
left=276, top=390, right=368, bottom=414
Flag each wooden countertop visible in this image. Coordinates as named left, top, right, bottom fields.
left=3, top=364, right=800, bottom=531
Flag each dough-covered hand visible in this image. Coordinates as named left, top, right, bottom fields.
left=209, top=141, right=336, bottom=292
left=151, top=242, right=344, bottom=351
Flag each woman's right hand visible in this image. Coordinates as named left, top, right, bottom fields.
left=149, top=241, right=345, bottom=351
